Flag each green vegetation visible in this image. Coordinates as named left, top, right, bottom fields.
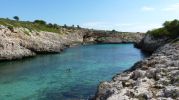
left=0, top=17, right=80, bottom=34
left=0, top=18, right=61, bottom=33
left=7, top=25, right=14, bottom=32
left=111, top=29, right=116, bottom=33
left=147, top=19, right=179, bottom=38
left=63, top=24, right=67, bottom=28
left=33, top=20, right=46, bottom=25
left=0, top=16, right=138, bottom=35
left=147, top=28, right=169, bottom=37
left=77, top=25, right=81, bottom=29
left=13, top=16, right=19, bottom=21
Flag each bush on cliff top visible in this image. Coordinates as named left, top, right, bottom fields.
left=0, top=18, right=79, bottom=34
left=33, top=20, right=47, bottom=25
left=0, top=18, right=62, bottom=33
left=147, top=28, right=169, bottom=37
left=147, top=19, right=179, bottom=38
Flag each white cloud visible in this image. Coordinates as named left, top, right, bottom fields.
left=141, top=3, right=179, bottom=12
left=118, top=23, right=134, bottom=26
left=82, top=21, right=135, bottom=31
left=81, top=21, right=111, bottom=30
left=81, top=21, right=162, bottom=32
left=82, top=21, right=106, bottom=27
left=126, top=23, right=162, bottom=32
left=141, top=6, right=155, bottom=11
left=163, top=3, right=179, bottom=11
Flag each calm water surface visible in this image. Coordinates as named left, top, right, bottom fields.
left=0, top=44, right=149, bottom=100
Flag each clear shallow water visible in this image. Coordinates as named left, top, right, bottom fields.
left=0, top=44, right=149, bottom=100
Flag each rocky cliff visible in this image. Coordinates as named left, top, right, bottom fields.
left=94, top=34, right=179, bottom=100
left=83, top=30, right=144, bottom=44
left=0, top=26, right=143, bottom=61
left=135, top=34, right=170, bottom=52
left=0, top=26, right=84, bottom=60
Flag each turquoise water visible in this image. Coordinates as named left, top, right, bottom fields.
left=0, top=44, right=148, bottom=100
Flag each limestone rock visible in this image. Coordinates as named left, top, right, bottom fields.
left=94, top=36, right=179, bottom=100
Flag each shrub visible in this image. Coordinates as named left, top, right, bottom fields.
left=111, top=29, right=116, bottom=33
left=71, top=25, right=75, bottom=29
left=148, top=19, right=179, bottom=38
left=53, top=24, right=59, bottom=29
left=47, top=23, right=53, bottom=28
left=147, top=28, right=169, bottom=37
left=13, top=16, right=19, bottom=21
left=77, top=25, right=81, bottom=29
left=7, top=25, right=14, bottom=32
left=0, top=18, right=63, bottom=33
left=63, top=24, right=67, bottom=28
left=163, top=19, right=179, bottom=37
left=33, top=20, right=46, bottom=25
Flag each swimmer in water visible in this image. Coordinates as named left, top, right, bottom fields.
left=66, top=68, right=71, bottom=72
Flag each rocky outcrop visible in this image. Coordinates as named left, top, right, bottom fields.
left=96, top=33, right=144, bottom=44
left=0, top=26, right=144, bottom=61
left=0, top=26, right=84, bottom=60
left=135, top=34, right=170, bottom=52
left=94, top=36, right=179, bottom=100
left=83, top=31, right=144, bottom=44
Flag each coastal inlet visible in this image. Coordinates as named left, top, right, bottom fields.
left=0, top=44, right=149, bottom=100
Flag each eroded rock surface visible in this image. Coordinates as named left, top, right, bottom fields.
left=0, top=26, right=143, bottom=60
left=84, top=31, right=144, bottom=44
left=135, top=34, right=170, bottom=52
left=95, top=39, right=179, bottom=100
left=0, top=26, right=84, bottom=60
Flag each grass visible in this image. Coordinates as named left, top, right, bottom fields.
left=0, top=18, right=140, bottom=35
left=0, top=18, right=62, bottom=33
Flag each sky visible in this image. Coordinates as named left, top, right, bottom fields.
left=0, top=0, right=179, bottom=32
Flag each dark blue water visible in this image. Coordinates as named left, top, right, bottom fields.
left=0, top=44, right=148, bottom=100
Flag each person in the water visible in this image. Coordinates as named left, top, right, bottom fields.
left=66, top=68, right=71, bottom=72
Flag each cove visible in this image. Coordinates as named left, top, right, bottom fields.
left=0, top=44, right=149, bottom=100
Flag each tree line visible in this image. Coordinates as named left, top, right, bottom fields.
left=12, top=16, right=81, bottom=29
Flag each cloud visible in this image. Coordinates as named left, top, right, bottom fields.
left=82, top=21, right=106, bottom=27
left=81, top=21, right=111, bottom=30
left=126, top=23, right=161, bottom=32
left=119, top=23, right=134, bottom=26
left=81, top=21, right=135, bottom=30
left=81, top=21, right=161, bottom=32
left=163, top=3, right=179, bottom=11
left=141, top=3, right=179, bottom=12
left=141, top=6, right=155, bottom=11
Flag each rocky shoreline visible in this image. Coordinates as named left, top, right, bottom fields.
left=1, top=24, right=179, bottom=100
left=94, top=34, right=179, bottom=100
left=0, top=25, right=143, bottom=61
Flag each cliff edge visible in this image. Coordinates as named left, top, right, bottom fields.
left=0, top=25, right=85, bottom=60
left=94, top=19, right=179, bottom=100
left=0, top=25, right=143, bottom=61
left=95, top=38, right=179, bottom=100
